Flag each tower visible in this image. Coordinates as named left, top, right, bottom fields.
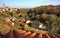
left=2, top=3, right=5, bottom=8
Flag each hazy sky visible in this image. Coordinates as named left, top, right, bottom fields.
left=0, top=0, right=60, bottom=8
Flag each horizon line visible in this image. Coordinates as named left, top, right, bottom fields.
left=0, top=4, right=60, bottom=8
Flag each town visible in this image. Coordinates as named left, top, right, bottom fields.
left=0, top=3, right=60, bottom=38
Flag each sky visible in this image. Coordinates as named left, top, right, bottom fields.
left=0, top=0, right=60, bottom=8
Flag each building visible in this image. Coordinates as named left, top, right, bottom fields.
left=3, top=18, right=14, bottom=25
left=0, top=4, right=15, bottom=12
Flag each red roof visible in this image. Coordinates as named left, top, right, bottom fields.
left=2, top=30, right=60, bottom=38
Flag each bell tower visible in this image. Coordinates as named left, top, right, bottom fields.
left=2, top=3, right=5, bottom=8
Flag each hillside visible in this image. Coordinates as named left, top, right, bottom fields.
left=0, top=5, right=60, bottom=36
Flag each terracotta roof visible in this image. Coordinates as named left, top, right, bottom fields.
left=2, top=30, right=60, bottom=38
left=4, top=18, right=14, bottom=25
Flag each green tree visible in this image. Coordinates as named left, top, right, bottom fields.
left=50, top=17, right=60, bottom=34
left=46, top=15, right=57, bottom=34
left=16, top=9, right=20, bottom=14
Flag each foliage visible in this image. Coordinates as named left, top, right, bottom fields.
left=0, top=5, right=60, bottom=35
left=50, top=17, right=60, bottom=34
left=0, top=21, right=11, bottom=35
left=46, top=15, right=60, bottom=35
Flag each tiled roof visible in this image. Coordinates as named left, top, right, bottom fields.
left=2, top=30, right=60, bottom=38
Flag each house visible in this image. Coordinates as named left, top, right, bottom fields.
left=0, top=8, right=2, bottom=12
left=3, top=18, right=14, bottom=25
left=12, top=17, right=16, bottom=21
left=26, top=20, right=47, bottom=30
left=20, top=19, right=28, bottom=27
left=10, top=17, right=16, bottom=21
left=26, top=20, right=31, bottom=24
left=39, top=24, right=43, bottom=29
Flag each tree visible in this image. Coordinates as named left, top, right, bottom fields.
left=57, top=12, right=60, bottom=17
left=40, top=13, right=48, bottom=22
left=46, top=15, right=57, bottom=34
left=45, top=10, right=51, bottom=14
left=9, top=12, right=13, bottom=16
left=27, top=9, right=32, bottom=15
left=37, top=10, right=43, bottom=14
left=50, top=17, right=60, bottom=34
left=16, top=9, right=20, bottom=14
